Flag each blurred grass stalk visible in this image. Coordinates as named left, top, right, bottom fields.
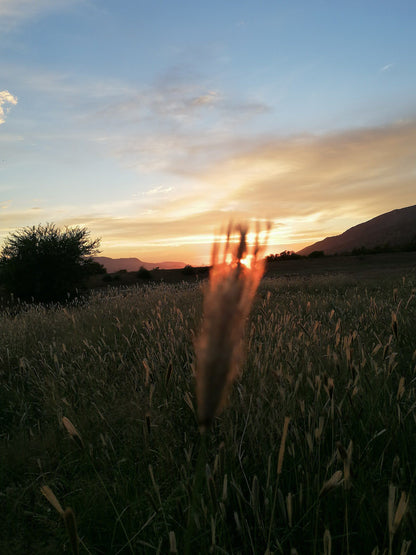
left=185, top=223, right=269, bottom=554
left=195, top=222, right=269, bottom=430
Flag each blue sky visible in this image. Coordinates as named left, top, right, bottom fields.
left=1, top=1, right=415, bottom=264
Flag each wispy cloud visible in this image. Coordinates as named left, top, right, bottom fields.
left=380, top=63, right=394, bottom=72
left=0, top=0, right=83, bottom=29
left=2, top=119, right=414, bottom=263
left=0, top=200, right=12, bottom=210
left=192, top=91, right=219, bottom=106
left=0, top=61, right=270, bottom=176
left=1, top=55, right=415, bottom=264
left=83, top=69, right=271, bottom=172
left=144, top=186, right=174, bottom=196
left=114, top=120, right=416, bottom=258
left=0, top=90, right=17, bottom=124
left=197, top=121, right=416, bottom=219
left=90, top=81, right=268, bottom=128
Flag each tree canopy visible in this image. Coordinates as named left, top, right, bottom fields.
left=0, top=223, right=101, bottom=303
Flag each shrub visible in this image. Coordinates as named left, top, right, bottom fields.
left=137, top=266, right=152, bottom=280
left=83, top=260, right=107, bottom=274
left=0, top=223, right=100, bottom=303
left=182, top=264, right=195, bottom=276
left=308, top=250, right=325, bottom=258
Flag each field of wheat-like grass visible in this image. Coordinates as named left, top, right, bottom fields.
left=1, top=270, right=416, bottom=554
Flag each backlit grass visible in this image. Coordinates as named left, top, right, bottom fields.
left=1, top=273, right=416, bottom=553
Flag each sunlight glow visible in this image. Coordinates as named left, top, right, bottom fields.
left=224, top=251, right=253, bottom=269
left=240, top=254, right=253, bottom=269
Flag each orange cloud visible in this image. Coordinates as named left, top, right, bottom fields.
left=1, top=120, right=415, bottom=265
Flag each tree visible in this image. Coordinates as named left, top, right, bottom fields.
left=0, top=223, right=101, bottom=303
left=137, top=266, right=152, bottom=280
left=182, top=264, right=195, bottom=276
left=308, top=250, right=325, bottom=258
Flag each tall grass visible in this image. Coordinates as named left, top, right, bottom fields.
left=1, top=273, right=416, bottom=553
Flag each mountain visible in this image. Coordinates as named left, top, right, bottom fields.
left=93, top=256, right=187, bottom=273
left=298, top=205, right=416, bottom=256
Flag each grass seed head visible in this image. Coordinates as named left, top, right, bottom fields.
left=62, top=416, right=84, bottom=449
left=63, top=508, right=80, bottom=555
left=195, top=222, right=268, bottom=430
left=40, top=485, right=64, bottom=515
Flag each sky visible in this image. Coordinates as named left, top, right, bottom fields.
left=1, top=0, right=415, bottom=265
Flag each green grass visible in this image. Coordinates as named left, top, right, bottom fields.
left=1, top=273, right=416, bottom=553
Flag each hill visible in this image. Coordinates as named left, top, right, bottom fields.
left=93, top=256, right=186, bottom=273
left=298, top=205, right=416, bottom=256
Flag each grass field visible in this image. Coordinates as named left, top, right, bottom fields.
left=1, top=263, right=416, bottom=553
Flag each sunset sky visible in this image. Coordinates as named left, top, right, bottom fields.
left=1, top=1, right=415, bottom=265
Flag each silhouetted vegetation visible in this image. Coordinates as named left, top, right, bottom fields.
left=0, top=223, right=100, bottom=303
left=350, top=238, right=416, bottom=256
left=83, top=259, right=107, bottom=275
left=1, top=272, right=415, bottom=553
left=266, top=239, right=416, bottom=263
left=266, top=250, right=303, bottom=262
left=308, top=249, right=325, bottom=258
left=137, top=266, right=152, bottom=280
left=182, top=264, right=195, bottom=275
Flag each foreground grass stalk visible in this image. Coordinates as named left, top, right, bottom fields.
left=40, top=485, right=81, bottom=555
left=188, top=223, right=268, bottom=552
left=62, top=416, right=135, bottom=554
left=5, top=261, right=416, bottom=553
left=195, top=223, right=268, bottom=429
left=184, top=430, right=208, bottom=555
left=266, top=416, right=290, bottom=554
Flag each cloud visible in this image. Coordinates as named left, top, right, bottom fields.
left=1, top=55, right=414, bottom=264
left=92, top=82, right=268, bottom=128
left=0, top=61, right=270, bottom=175
left=0, top=90, right=18, bottom=124
left=195, top=121, right=416, bottom=221
left=192, top=91, right=219, bottom=106
left=78, top=121, right=416, bottom=252
left=380, top=63, right=394, bottom=72
left=144, top=186, right=174, bottom=196
left=0, top=0, right=82, bottom=29
left=89, top=118, right=415, bottom=260
left=11, top=120, right=412, bottom=260
left=85, top=74, right=271, bottom=173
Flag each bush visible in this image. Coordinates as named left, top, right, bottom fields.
left=182, top=264, right=195, bottom=276
left=83, top=260, right=107, bottom=275
left=0, top=223, right=100, bottom=303
left=308, top=250, right=325, bottom=258
left=266, top=251, right=303, bottom=262
left=137, top=266, right=152, bottom=280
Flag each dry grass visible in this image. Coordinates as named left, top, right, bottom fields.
left=195, top=223, right=267, bottom=429
left=1, top=269, right=416, bottom=553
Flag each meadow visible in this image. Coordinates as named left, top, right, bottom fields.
left=1, top=267, right=416, bottom=554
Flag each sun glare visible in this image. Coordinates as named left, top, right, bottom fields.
left=240, top=254, right=253, bottom=269
left=224, top=252, right=253, bottom=269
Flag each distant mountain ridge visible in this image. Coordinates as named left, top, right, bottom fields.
left=93, top=256, right=186, bottom=273
left=298, top=205, right=416, bottom=256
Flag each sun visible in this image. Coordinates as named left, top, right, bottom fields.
left=240, top=254, right=253, bottom=269
left=224, top=252, right=253, bottom=269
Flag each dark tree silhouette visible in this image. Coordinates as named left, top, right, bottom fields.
left=0, top=223, right=101, bottom=303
